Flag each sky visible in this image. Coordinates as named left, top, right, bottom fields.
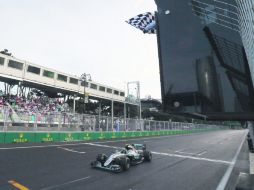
left=0, top=0, right=161, bottom=99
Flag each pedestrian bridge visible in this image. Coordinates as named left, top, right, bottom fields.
left=0, top=53, right=128, bottom=103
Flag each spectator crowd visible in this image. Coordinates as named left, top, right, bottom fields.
left=0, top=90, right=71, bottom=115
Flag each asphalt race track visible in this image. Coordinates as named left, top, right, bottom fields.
left=0, top=130, right=249, bottom=190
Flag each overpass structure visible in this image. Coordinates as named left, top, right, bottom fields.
left=0, top=52, right=127, bottom=103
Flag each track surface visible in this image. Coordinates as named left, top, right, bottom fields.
left=0, top=130, right=249, bottom=190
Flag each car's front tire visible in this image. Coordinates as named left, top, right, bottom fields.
left=144, top=151, right=152, bottom=161
left=91, top=161, right=97, bottom=167
left=120, top=157, right=130, bottom=171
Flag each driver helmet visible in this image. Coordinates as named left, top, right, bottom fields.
left=125, top=144, right=134, bottom=150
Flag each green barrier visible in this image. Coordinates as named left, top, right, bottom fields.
left=4, top=132, right=36, bottom=143
left=1, top=129, right=219, bottom=144
left=0, top=132, right=4, bottom=143
left=59, top=132, right=80, bottom=142
left=121, top=131, right=128, bottom=138
left=35, top=132, right=60, bottom=142
left=79, top=132, right=93, bottom=141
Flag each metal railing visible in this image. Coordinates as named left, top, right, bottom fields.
left=0, top=108, right=228, bottom=132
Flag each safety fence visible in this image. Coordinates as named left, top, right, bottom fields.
left=0, top=109, right=231, bottom=143
left=0, top=110, right=228, bottom=132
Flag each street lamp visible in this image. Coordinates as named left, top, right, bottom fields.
left=127, top=81, right=142, bottom=130
left=80, top=73, right=91, bottom=114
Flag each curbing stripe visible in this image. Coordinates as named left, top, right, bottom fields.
left=8, top=180, right=30, bottom=190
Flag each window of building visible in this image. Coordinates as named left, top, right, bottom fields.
left=69, top=77, right=78, bottom=85
left=8, top=60, right=23, bottom=70
left=27, top=65, right=40, bottom=75
left=120, top=92, right=125, bottom=97
left=81, top=81, right=89, bottom=87
left=0, top=57, right=4, bottom=65
left=57, top=74, right=68, bottom=82
left=107, top=88, right=112, bottom=93
left=43, top=70, right=54, bottom=78
left=114, top=90, right=119, bottom=95
left=99, top=86, right=106, bottom=92
left=90, top=83, right=97, bottom=90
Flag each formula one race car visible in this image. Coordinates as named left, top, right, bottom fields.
left=123, top=144, right=152, bottom=165
left=90, top=144, right=152, bottom=172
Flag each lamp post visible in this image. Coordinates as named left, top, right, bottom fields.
left=80, top=73, right=91, bottom=114
left=127, top=81, right=142, bottom=130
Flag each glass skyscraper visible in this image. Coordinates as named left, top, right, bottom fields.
left=236, top=0, right=254, bottom=84
left=154, top=0, right=254, bottom=120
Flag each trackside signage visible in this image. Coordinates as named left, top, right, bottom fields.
left=42, top=133, right=53, bottom=142
left=0, top=129, right=219, bottom=144
left=13, top=133, right=28, bottom=143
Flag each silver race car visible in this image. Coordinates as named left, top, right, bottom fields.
left=90, top=144, right=152, bottom=172
left=91, top=150, right=130, bottom=172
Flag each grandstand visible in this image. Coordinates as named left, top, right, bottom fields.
left=0, top=52, right=141, bottom=128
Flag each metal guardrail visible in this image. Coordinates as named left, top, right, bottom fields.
left=0, top=108, right=228, bottom=132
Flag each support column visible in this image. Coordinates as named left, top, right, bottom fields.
left=111, top=100, right=114, bottom=130
left=3, top=108, right=8, bottom=132
left=106, top=117, right=109, bottom=131
left=73, top=95, right=76, bottom=113
left=98, top=100, right=101, bottom=131
left=124, top=102, right=126, bottom=131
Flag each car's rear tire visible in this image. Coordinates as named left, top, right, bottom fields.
left=144, top=151, right=152, bottom=161
left=120, top=157, right=130, bottom=171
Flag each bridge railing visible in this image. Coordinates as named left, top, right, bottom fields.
left=0, top=109, right=230, bottom=132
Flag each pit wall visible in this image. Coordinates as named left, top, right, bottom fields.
left=0, top=129, right=219, bottom=144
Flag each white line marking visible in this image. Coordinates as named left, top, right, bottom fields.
left=57, top=147, right=86, bottom=154
left=151, top=151, right=231, bottom=165
left=83, top=142, right=231, bottom=165
left=84, top=143, right=119, bottom=149
left=174, top=151, right=197, bottom=155
left=94, top=135, right=184, bottom=144
left=40, top=176, right=90, bottom=190
left=0, top=144, right=78, bottom=150
left=216, top=131, right=247, bottom=190
left=197, top=150, right=207, bottom=156
left=174, top=150, right=207, bottom=156
left=175, top=148, right=185, bottom=151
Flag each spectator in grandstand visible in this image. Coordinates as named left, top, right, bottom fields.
left=0, top=92, right=71, bottom=115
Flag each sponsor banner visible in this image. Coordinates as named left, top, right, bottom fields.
left=35, top=132, right=60, bottom=142
left=59, top=132, right=80, bottom=142
left=1, top=129, right=213, bottom=144
left=4, top=132, right=35, bottom=143
left=80, top=132, right=93, bottom=141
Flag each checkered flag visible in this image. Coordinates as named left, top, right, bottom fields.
left=126, top=12, right=156, bottom=34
